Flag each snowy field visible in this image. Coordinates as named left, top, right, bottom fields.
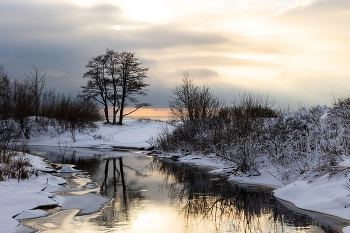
left=29, top=119, right=163, bottom=149
left=1, top=119, right=350, bottom=232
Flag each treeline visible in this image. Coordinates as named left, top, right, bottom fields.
left=149, top=73, right=350, bottom=183
left=0, top=64, right=101, bottom=140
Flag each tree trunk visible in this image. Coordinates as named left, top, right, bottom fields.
left=118, top=87, right=126, bottom=125
left=113, top=105, right=116, bottom=124
left=104, top=102, right=109, bottom=123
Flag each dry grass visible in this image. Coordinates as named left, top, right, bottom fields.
left=0, top=150, right=39, bottom=181
left=136, top=117, right=165, bottom=122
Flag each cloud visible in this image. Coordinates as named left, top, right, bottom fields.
left=176, top=68, right=220, bottom=80
left=1, top=0, right=350, bottom=110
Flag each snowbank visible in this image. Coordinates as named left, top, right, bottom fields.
left=274, top=174, right=350, bottom=233
left=0, top=155, right=66, bottom=233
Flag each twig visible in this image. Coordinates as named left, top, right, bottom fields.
left=267, top=171, right=287, bottom=185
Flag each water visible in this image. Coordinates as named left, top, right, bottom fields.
left=18, top=146, right=350, bottom=233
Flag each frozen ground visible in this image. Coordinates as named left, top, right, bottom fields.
left=1, top=119, right=350, bottom=232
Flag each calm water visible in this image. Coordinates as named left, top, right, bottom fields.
left=18, top=146, right=350, bottom=233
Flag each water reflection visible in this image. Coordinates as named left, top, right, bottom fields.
left=21, top=148, right=349, bottom=233
left=86, top=156, right=347, bottom=233
left=148, top=159, right=346, bottom=233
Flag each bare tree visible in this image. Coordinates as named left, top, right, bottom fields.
left=169, top=71, right=221, bottom=122
left=105, top=49, right=121, bottom=124
left=12, top=79, right=33, bottom=138
left=81, top=50, right=150, bottom=125
left=0, top=64, right=12, bottom=119
left=117, top=52, right=150, bottom=125
left=81, top=54, right=111, bottom=123
left=21, top=65, right=46, bottom=122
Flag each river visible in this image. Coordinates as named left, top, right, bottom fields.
left=17, top=146, right=350, bottom=233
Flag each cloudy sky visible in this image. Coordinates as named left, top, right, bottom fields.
left=1, top=0, right=350, bottom=114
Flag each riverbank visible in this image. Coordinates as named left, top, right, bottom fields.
left=0, top=153, right=111, bottom=233
left=1, top=119, right=350, bottom=232
left=166, top=152, right=350, bottom=232
left=0, top=155, right=65, bottom=232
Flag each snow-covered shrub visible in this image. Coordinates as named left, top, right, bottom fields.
left=152, top=93, right=277, bottom=174
left=0, top=119, right=38, bottom=181
left=265, top=106, right=333, bottom=182
left=154, top=88, right=350, bottom=182
left=147, top=123, right=180, bottom=152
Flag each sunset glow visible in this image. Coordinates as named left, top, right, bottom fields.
left=113, top=108, right=170, bottom=117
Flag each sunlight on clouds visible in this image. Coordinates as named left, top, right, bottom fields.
left=226, top=54, right=275, bottom=62
left=96, top=0, right=298, bottom=24
left=296, top=0, right=314, bottom=6
left=114, top=0, right=170, bottom=23
left=220, top=66, right=280, bottom=82
left=64, top=0, right=101, bottom=7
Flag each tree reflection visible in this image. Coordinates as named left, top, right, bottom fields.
left=90, top=157, right=147, bottom=230
left=27, top=147, right=348, bottom=232
left=149, top=158, right=341, bottom=233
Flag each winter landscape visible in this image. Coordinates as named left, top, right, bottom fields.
left=2, top=0, right=350, bottom=232
left=2, top=72, right=350, bottom=232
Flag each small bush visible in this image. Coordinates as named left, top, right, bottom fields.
left=0, top=150, right=39, bottom=181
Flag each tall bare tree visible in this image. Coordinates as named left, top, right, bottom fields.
left=21, top=65, right=46, bottom=122
left=81, top=50, right=150, bottom=125
left=117, top=52, right=150, bottom=125
left=81, top=54, right=111, bottom=123
left=105, top=49, right=121, bottom=124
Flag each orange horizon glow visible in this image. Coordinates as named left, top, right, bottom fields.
left=107, top=107, right=171, bottom=117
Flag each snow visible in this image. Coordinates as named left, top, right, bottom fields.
left=29, top=119, right=162, bottom=149
left=0, top=153, right=110, bottom=233
left=0, top=155, right=66, bottom=233
left=274, top=175, right=350, bottom=232
left=59, top=193, right=109, bottom=214
left=2, top=119, right=350, bottom=232
left=57, top=165, right=79, bottom=173
left=175, top=152, right=350, bottom=232
left=0, top=119, right=164, bottom=233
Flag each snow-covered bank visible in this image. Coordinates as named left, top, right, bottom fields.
left=0, top=155, right=65, bottom=233
left=170, top=152, right=350, bottom=232
left=274, top=175, right=350, bottom=232
left=0, top=154, right=109, bottom=233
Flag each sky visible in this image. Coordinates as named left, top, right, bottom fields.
left=1, top=0, right=350, bottom=114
